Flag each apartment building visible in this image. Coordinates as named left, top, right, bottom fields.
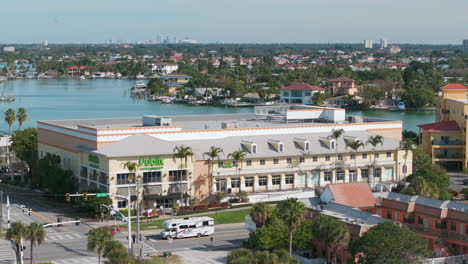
left=418, top=83, right=468, bottom=169
left=37, top=105, right=409, bottom=209
left=303, top=183, right=468, bottom=263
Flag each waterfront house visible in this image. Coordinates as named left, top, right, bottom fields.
left=147, top=63, right=178, bottom=76
left=280, top=82, right=325, bottom=104
left=327, top=77, right=361, bottom=96
left=161, top=74, right=192, bottom=94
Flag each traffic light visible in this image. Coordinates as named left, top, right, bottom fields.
left=65, top=193, right=71, bottom=202
left=83, top=192, right=88, bottom=202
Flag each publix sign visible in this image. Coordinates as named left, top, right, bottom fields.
left=139, top=157, right=164, bottom=170
left=89, top=154, right=99, bottom=168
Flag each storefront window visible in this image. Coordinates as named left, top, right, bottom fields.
left=143, top=171, right=162, bottom=183
left=374, top=168, right=382, bottom=177
left=361, top=169, right=369, bottom=178
left=117, top=200, right=127, bottom=209
left=337, top=170, right=344, bottom=181
left=231, top=178, right=240, bottom=188
left=285, top=174, right=294, bottom=184
left=324, top=171, right=332, bottom=181
left=117, top=173, right=130, bottom=185
left=80, top=166, right=88, bottom=177
left=259, top=177, right=267, bottom=186
left=245, top=177, right=254, bottom=187
left=272, top=176, right=280, bottom=185
left=169, top=170, right=187, bottom=181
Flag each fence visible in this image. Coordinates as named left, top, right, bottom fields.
left=424, top=254, right=468, bottom=264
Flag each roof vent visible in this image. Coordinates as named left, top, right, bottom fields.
left=142, top=115, right=172, bottom=126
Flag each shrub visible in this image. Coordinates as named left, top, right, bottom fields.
left=179, top=206, right=192, bottom=212
left=195, top=204, right=208, bottom=211
left=209, top=202, right=221, bottom=208
left=461, top=188, right=468, bottom=198
left=229, top=198, right=241, bottom=203
left=238, top=191, right=248, bottom=201
left=439, top=190, right=452, bottom=201
left=215, top=192, right=226, bottom=202
left=221, top=202, right=231, bottom=207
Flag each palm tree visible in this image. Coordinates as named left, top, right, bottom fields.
left=277, top=198, right=306, bottom=256
left=366, top=135, right=384, bottom=183
left=203, top=146, right=224, bottom=196
left=330, top=128, right=344, bottom=182
left=17, top=107, right=27, bottom=130
left=6, top=221, right=27, bottom=264
left=26, top=222, right=46, bottom=264
left=227, top=150, right=246, bottom=177
left=123, top=161, right=138, bottom=182
left=311, top=215, right=351, bottom=263
left=400, top=138, right=413, bottom=180
left=87, top=228, right=113, bottom=264
left=227, top=248, right=254, bottom=264
left=346, top=140, right=364, bottom=182
left=104, top=240, right=133, bottom=264
left=173, top=145, right=194, bottom=205
left=5, top=108, right=16, bottom=134
left=250, top=202, right=272, bottom=228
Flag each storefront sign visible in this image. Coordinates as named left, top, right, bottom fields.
left=89, top=154, right=99, bottom=168
left=224, top=162, right=233, bottom=168
left=139, top=157, right=164, bottom=170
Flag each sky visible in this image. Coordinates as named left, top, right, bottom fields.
left=1, top=0, right=467, bottom=44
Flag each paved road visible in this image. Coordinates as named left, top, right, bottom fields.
left=0, top=184, right=248, bottom=263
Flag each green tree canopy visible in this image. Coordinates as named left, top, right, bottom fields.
left=349, top=222, right=429, bottom=264
left=32, top=153, right=75, bottom=194
left=11, top=128, right=38, bottom=174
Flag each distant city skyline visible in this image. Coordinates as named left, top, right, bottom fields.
left=0, top=0, right=467, bottom=44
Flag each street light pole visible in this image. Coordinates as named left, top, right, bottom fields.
left=135, top=177, right=142, bottom=259
left=0, top=190, right=3, bottom=234
left=6, top=195, right=10, bottom=229
left=127, top=182, right=132, bottom=254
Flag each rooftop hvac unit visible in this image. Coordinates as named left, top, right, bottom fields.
left=142, top=115, right=172, bottom=126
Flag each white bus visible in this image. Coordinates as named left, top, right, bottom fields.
left=160, top=217, right=214, bottom=239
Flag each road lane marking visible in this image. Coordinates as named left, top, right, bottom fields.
left=32, top=211, right=70, bottom=231
left=152, top=231, right=249, bottom=242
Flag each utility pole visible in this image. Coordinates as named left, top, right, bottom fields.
left=6, top=195, right=10, bottom=229
left=0, top=190, right=3, bottom=234
left=127, top=182, right=132, bottom=254
left=136, top=181, right=142, bottom=259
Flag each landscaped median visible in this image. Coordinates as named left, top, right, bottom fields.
left=122, top=208, right=252, bottom=230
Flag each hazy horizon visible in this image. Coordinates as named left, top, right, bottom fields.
left=1, top=0, right=467, bottom=44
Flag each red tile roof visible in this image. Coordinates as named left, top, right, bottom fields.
left=329, top=77, right=354, bottom=82
left=417, top=120, right=461, bottom=132
left=68, top=66, right=87, bottom=70
left=440, top=84, right=468, bottom=90
left=326, top=182, right=375, bottom=208
left=280, top=82, right=325, bottom=91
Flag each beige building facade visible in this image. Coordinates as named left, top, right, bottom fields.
left=37, top=105, right=411, bottom=209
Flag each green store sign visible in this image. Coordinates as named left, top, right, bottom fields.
left=224, top=162, right=233, bottom=168
left=89, top=154, right=99, bottom=168
left=139, top=157, right=164, bottom=170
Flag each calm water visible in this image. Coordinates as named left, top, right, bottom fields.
left=0, top=79, right=435, bottom=132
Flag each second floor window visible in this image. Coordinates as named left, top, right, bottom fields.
left=362, top=153, right=367, bottom=159
left=338, top=155, right=343, bottom=161
left=117, top=173, right=130, bottom=185
left=350, top=154, right=355, bottom=160
left=169, top=170, right=187, bottom=181
left=313, top=156, right=318, bottom=162
left=143, top=171, right=161, bottom=183
left=287, top=157, right=292, bottom=164
left=325, top=156, right=330, bottom=161
left=218, top=161, right=224, bottom=168
left=299, top=157, right=305, bottom=163
left=246, top=160, right=252, bottom=166
left=386, top=152, right=392, bottom=157
left=273, top=159, right=279, bottom=164
left=260, top=160, right=266, bottom=165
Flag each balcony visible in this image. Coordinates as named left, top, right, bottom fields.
left=407, top=224, right=468, bottom=243
left=432, top=140, right=463, bottom=146
left=434, top=154, right=464, bottom=159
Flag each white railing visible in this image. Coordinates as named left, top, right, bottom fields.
left=424, top=254, right=468, bottom=264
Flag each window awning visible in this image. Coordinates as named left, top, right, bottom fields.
left=143, top=185, right=163, bottom=195
left=168, top=184, right=188, bottom=194
left=116, top=187, right=137, bottom=196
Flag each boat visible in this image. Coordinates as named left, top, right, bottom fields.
left=161, top=97, right=174, bottom=104
left=397, top=102, right=405, bottom=110
left=130, top=81, right=148, bottom=95
left=0, top=76, right=7, bottom=82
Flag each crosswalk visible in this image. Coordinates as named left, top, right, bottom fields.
left=114, top=235, right=158, bottom=255
left=0, top=240, right=16, bottom=264
left=45, top=231, right=83, bottom=242
left=51, top=257, right=99, bottom=264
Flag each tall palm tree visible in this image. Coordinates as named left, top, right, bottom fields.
left=346, top=140, right=364, bottom=182
left=400, top=138, right=413, bottom=180
left=311, top=215, right=351, bottom=264
left=26, top=222, right=46, bottom=264
left=277, top=198, right=306, bottom=256
left=366, top=135, right=384, bottom=183
left=5, top=108, right=16, bottom=134
left=87, top=228, right=113, bottom=264
left=227, top=150, right=246, bottom=177
left=17, top=107, right=27, bottom=130
left=203, top=146, right=224, bottom=195
left=250, top=202, right=272, bottom=228
left=330, top=128, right=344, bottom=182
left=6, top=221, right=27, bottom=264
left=173, top=145, right=194, bottom=205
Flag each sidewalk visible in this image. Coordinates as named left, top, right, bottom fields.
left=0, top=239, right=16, bottom=264
left=174, top=249, right=229, bottom=264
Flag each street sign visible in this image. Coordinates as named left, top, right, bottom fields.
left=96, top=193, right=108, bottom=197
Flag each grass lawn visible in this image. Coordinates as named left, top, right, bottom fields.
left=145, top=255, right=182, bottom=264
left=127, top=208, right=251, bottom=230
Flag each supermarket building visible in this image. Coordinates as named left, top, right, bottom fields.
left=37, top=105, right=411, bottom=209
